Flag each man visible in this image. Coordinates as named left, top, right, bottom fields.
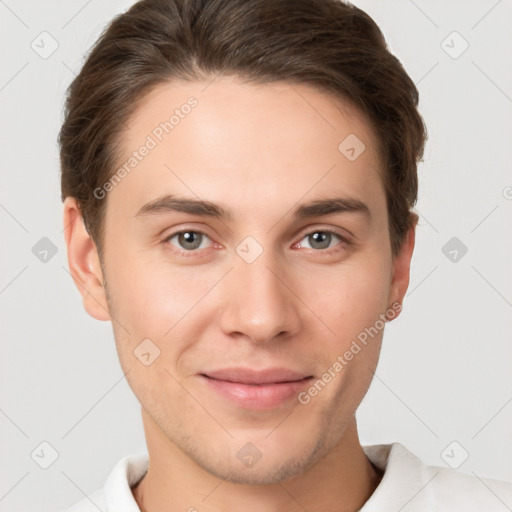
left=59, top=0, right=512, bottom=510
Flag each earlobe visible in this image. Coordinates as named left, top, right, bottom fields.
left=63, top=197, right=111, bottom=321
left=387, top=220, right=417, bottom=321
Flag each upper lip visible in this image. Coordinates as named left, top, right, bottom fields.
left=201, top=367, right=312, bottom=385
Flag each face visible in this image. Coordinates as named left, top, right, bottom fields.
left=64, top=76, right=414, bottom=484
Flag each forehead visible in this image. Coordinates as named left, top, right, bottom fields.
left=108, top=76, right=385, bottom=221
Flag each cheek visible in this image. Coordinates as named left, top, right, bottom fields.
left=299, top=256, right=392, bottom=347
left=105, top=248, right=215, bottom=336
left=105, top=252, right=216, bottom=400
left=297, top=261, right=390, bottom=413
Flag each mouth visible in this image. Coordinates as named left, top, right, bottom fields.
left=198, top=368, right=314, bottom=410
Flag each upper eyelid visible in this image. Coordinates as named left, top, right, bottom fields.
left=302, top=227, right=342, bottom=236
left=296, top=227, right=348, bottom=243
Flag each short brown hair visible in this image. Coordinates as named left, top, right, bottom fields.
left=59, top=0, right=427, bottom=257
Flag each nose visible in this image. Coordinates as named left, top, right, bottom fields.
left=217, top=251, right=302, bottom=345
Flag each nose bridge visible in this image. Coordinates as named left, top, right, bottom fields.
left=218, top=247, right=301, bottom=343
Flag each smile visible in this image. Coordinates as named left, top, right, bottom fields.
left=199, top=367, right=314, bottom=410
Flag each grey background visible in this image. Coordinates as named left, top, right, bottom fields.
left=1, top=0, right=511, bottom=510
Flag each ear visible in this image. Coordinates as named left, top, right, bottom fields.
left=387, top=218, right=417, bottom=321
left=63, top=197, right=111, bottom=321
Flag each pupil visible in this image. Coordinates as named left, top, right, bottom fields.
left=310, top=231, right=330, bottom=249
left=179, top=232, right=201, bottom=250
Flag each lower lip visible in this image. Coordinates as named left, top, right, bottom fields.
left=200, top=375, right=313, bottom=410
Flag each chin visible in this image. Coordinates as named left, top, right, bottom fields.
left=200, top=456, right=314, bottom=485
left=186, top=434, right=329, bottom=485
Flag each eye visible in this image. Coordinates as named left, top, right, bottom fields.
left=165, top=231, right=212, bottom=251
left=298, top=230, right=344, bottom=250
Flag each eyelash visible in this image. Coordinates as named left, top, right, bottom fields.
left=163, top=228, right=349, bottom=256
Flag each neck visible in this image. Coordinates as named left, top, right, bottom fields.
left=133, top=410, right=382, bottom=512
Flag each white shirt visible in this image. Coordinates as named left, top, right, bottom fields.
left=61, top=442, right=512, bottom=511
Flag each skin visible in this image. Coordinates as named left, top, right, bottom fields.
left=63, top=76, right=415, bottom=512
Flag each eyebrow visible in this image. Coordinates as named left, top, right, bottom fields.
left=135, top=194, right=370, bottom=221
left=136, top=194, right=232, bottom=220
left=293, top=197, right=370, bottom=219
